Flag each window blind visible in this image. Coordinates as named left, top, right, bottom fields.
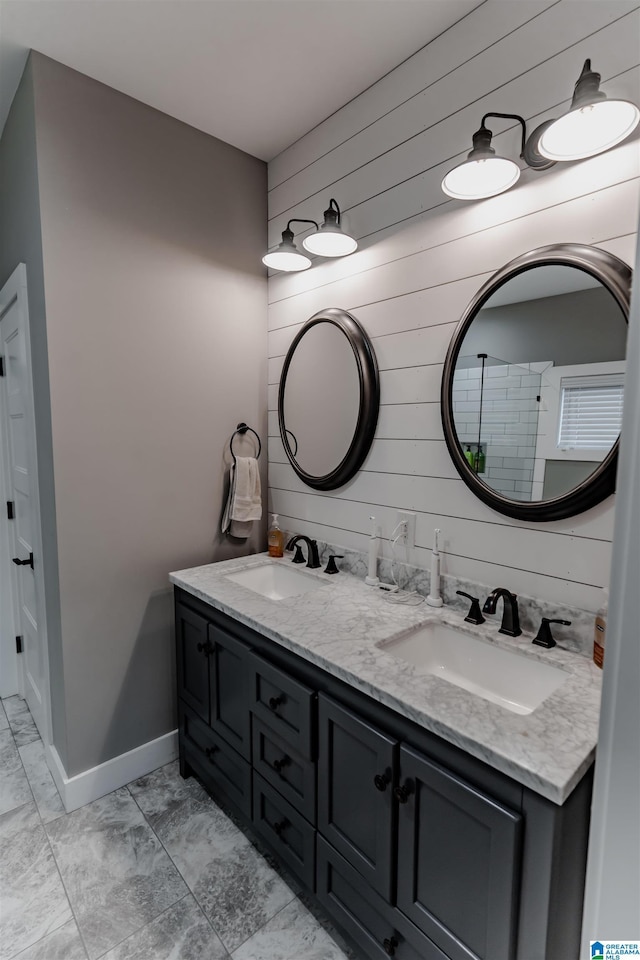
left=558, top=375, right=624, bottom=450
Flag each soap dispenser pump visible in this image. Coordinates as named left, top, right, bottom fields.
left=268, top=514, right=284, bottom=558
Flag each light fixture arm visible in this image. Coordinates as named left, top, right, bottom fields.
left=327, top=199, right=341, bottom=223
left=284, top=218, right=319, bottom=239
left=480, top=112, right=527, bottom=158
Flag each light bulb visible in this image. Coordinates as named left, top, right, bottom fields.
left=538, top=99, right=640, bottom=161
left=302, top=229, right=358, bottom=257
left=442, top=156, right=521, bottom=200
left=262, top=248, right=311, bottom=271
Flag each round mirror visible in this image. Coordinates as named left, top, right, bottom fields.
left=441, top=244, right=631, bottom=521
left=278, top=308, right=379, bottom=490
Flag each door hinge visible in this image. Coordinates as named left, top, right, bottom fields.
left=16, top=636, right=23, bottom=654
left=7, top=501, right=14, bottom=520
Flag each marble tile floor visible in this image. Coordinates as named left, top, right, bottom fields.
left=0, top=697, right=354, bottom=960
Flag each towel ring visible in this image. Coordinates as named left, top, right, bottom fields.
left=230, top=422, right=261, bottom=464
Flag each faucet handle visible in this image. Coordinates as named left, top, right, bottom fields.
left=456, top=591, right=486, bottom=625
left=532, top=617, right=571, bottom=649
left=291, top=544, right=306, bottom=564
left=324, top=555, right=344, bottom=575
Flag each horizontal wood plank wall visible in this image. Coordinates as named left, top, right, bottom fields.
left=266, top=0, right=640, bottom=612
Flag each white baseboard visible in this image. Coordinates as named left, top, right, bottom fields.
left=45, top=729, right=179, bottom=813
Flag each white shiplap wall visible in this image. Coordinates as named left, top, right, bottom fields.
left=266, top=0, right=640, bottom=613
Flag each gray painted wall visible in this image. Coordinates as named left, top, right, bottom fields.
left=20, top=54, right=267, bottom=777
left=0, top=56, right=67, bottom=767
left=462, top=287, right=627, bottom=366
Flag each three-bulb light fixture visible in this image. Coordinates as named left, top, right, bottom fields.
left=441, top=59, right=639, bottom=201
left=262, top=198, right=357, bottom=272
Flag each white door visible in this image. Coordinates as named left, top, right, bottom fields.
left=0, top=265, right=50, bottom=741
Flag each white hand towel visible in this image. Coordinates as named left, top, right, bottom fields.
left=231, top=457, right=262, bottom=522
left=221, top=457, right=262, bottom=538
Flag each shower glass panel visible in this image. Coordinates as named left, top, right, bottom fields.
left=452, top=355, right=542, bottom=501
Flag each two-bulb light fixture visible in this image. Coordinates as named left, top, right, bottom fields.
left=262, top=198, right=357, bottom=272
left=442, top=59, right=640, bottom=201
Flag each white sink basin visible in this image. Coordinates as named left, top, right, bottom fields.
left=377, top=621, right=567, bottom=715
left=226, top=562, right=327, bottom=601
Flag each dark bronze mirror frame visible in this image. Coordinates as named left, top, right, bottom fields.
left=278, top=307, right=380, bottom=491
left=441, top=244, right=631, bottom=521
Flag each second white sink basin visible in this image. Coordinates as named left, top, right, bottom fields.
left=226, top=562, right=327, bottom=601
left=377, top=621, right=567, bottom=714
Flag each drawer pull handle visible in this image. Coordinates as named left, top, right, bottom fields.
left=394, top=780, right=414, bottom=804
left=13, top=552, right=34, bottom=569
left=273, top=818, right=290, bottom=837
left=205, top=746, right=218, bottom=761
left=374, top=770, right=391, bottom=792
left=269, top=695, right=285, bottom=711
left=383, top=936, right=399, bottom=956
left=273, top=755, right=290, bottom=775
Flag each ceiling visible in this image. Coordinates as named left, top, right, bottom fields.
left=0, top=0, right=482, bottom=161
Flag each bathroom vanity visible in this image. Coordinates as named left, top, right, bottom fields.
left=171, top=555, right=601, bottom=960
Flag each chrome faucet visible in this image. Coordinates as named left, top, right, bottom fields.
left=482, top=588, right=522, bottom=637
left=286, top=535, right=321, bottom=569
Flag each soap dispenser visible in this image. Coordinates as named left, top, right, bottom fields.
left=268, top=514, right=284, bottom=558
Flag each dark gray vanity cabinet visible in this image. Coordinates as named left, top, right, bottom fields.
left=396, top=745, right=522, bottom=960
left=175, top=599, right=252, bottom=818
left=318, top=693, right=397, bottom=900
left=174, top=587, right=591, bottom=960
left=176, top=600, right=251, bottom=760
left=175, top=601, right=210, bottom=723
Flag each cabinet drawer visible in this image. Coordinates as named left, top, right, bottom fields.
left=397, top=744, right=522, bottom=960
left=317, top=837, right=448, bottom=960
left=252, top=773, right=315, bottom=891
left=252, top=717, right=316, bottom=823
left=250, top=653, right=315, bottom=759
left=179, top=702, right=251, bottom=820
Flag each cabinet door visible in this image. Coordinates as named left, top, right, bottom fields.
left=209, top=623, right=251, bottom=760
left=317, top=837, right=449, bottom=960
left=180, top=703, right=252, bottom=820
left=396, top=745, right=522, bottom=960
left=318, top=693, right=397, bottom=901
left=176, top=602, right=210, bottom=723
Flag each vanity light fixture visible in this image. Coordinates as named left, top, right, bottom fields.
left=302, top=199, right=358, bottom=257
left=442, top=61, right=639, bottom=201
left=536, top=59, right=640, bottom=162
left=262, top=219, right=318, bottom=272
left=441, top=113, right=535, bottom=200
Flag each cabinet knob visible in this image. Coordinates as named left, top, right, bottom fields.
left=205, top=746, right=218, bottom=762
left=269, top=694, right=285, bottom=712
left=394, top=779, right=414, bottom=804
left=273, top=754, right=290, bottom=775
left=383, top=936, right=399, bottom=956
left=374, top=770, right=391, bottom=792
left=273, top=818, right=290, bottom=837
left=196, top=641, right=212, bottom=656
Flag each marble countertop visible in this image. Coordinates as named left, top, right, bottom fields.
left=170, top=554, right=602, bottom=805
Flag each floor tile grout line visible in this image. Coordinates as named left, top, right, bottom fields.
left=2, top=697, right=90, bottom=960
left=16, top=737, right=66, bottom=826
left=92, top=890, right=194, bottom=960
left=38, top=782, right=91, bottom=960
left=227, top=893, right=300, bottom=958
left=124, top=783, right=232, bottom=953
